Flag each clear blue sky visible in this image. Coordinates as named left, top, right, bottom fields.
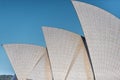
left=0, top=0, right=120, bottom=75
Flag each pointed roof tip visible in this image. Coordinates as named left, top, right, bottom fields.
left=41, top=26, right=45, bottom=29
left=42, top=26, right=57, bottom=31
left=71, top=0, right=80, bottom=2
left=72, top=0, right=119, bottom=20
left=42, top=26, right=50, bottom=29
left=71, top=0, right=86, bottom=5
left=71, top=0, right=84, bottom=6
left=41, top=26, right=49, bottom=31
left=71, top=0, right=76, bottom=3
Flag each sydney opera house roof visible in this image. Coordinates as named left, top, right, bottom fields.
left=72, top=1, right=120, bottom=80
left=43, top=27, right=94, bottom=80
left=3, top=1, right=120, bottom=80
left=3, top=44, right=49, bottom=80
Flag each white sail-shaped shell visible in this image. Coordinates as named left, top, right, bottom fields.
left=42, top=27, right=93, bottom=80
left=28, top=52, right=52, bottom=80
left=66, top=39, right=94, bottom=80
left=3, top=44, right=47, bottom=80
left=72, top=1, right=120, bottom=80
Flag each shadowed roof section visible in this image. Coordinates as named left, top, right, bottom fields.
left=3, top=44, right=46, bottom=80
left=72, top=1, right=120, bottom=80
left=42, top=27, right=93, bottom=80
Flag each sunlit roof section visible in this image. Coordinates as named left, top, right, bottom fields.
left=72, top=1, right=120, bottom=80
left=42, top=27, right=93, bottom=80
left=3, top=44, right=46, bottom=80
